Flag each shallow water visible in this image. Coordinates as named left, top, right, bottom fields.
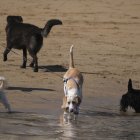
left=0, top=106, right=140, bottom=140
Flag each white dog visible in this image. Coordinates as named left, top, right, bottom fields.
left=61, top=45, right=83, bottom=120
left=0, top=76, right=11, bottom=112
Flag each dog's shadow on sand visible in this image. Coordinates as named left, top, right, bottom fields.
left=38, top=65, right=67, bottom=72
left=7, top=87, right=55, bottom=92
left=6, top=65, right=67, bottom=92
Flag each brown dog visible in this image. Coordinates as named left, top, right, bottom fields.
left=61, top=45, right=83, bottom=120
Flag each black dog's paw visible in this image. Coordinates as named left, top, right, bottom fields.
left=3, top=56, right=7, bottom=61
left=34, top=67, right=38, bottom=72
left=120, top=108, right=126, bottom=112
left=29, top=63, right=34, bottom=67
left=20, top=65, right=26, bottom=69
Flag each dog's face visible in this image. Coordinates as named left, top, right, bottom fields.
left=67, top=95, right=81, bottom=114
left=7, top=16, right=23, bottom=24
left=62, top=95, right=81, bottom=115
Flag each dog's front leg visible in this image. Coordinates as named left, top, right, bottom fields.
left=63, top=112, right=68, bottom=122
left=29, top=59, right=34, bottom=67
left=3, top=47, right=11, bottom=61
left=28, top=50, right=38, bottom=72
left=20, top=48, right=27, bottom=68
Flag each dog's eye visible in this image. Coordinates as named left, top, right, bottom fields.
left=68, top=102, right=70, bottom=104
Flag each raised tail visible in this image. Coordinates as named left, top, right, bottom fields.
left=41, top=19, right=62, bottom=37
left=128, top=79, right=133, bottom=91
left=69, top=45, right=74, bottom=68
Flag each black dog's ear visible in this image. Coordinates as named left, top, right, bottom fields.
left=128, top=79, right=133, bottom=91
left=7, top=16, right=23, bottom=23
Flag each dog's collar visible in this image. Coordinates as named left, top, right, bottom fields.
left=63, top=77, right=80, bottom=97
left=63, top=78, right=80, bottom=89
left=63, top=78, right=69, bottom=83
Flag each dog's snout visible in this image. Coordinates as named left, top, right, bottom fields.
left=70, top=108, right=74, bottom=113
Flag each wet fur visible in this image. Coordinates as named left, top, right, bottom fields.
left=62, top=45, right=83, bottom=120
left=120, top=79, right=140, bottom=113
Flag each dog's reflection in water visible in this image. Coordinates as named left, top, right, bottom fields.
left=60, top=111, right=78, bottom=139
left=60, top=105, right=79, bottom=124
left=63, top=112, right=78, bottom=123
left=60, top=114, right=77, bottom=139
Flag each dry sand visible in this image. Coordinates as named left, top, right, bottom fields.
left=0, top=0, right=140, bottom=113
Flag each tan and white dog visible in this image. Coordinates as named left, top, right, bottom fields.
left=0, top=76, right=11, bottom=112
left=61, top=45, right=83, bottom=120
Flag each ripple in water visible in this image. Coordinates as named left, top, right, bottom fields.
left=0, top=109, right=140, bottom=140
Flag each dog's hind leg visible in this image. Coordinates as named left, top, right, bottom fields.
left=28, top=34, right=42, bottom=72
left=20, top=48, right=27, bottom=68
left=28, top=51, right=38, bottom=72
left=33, top=55, right=38, bottom=72
left=30, top=54, right=38, bottom=72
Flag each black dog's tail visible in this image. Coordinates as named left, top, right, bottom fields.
left=128, top=79, right=133, bottom=92
left=41, top=19, right=62, bottom=37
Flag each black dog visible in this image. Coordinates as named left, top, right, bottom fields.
left=120, top=79, right=140, bottom=113
left=3, top=16, right=62, bottom=72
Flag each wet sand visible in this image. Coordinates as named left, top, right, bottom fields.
left=0, top=0, right=140, bottom=139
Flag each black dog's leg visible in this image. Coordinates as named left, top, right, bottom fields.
left=28, top=50, right=38, bottom=72
left=120, top=105, right=127, bottom=112
left=120, top=96, right=128, bottom=112
left=30, top=54, right=38, bottom=72
left=135, top=110, right=140, bottom=113
left=134, top=107, right=140, bottom=113
left=3, top=48, right=11, bottom=61
left=28, top=34, right=42, bottom=72
left=29, top=59, right=34, bottom=67
left=33, top=55, right=38, bottom=72
left=20, top=48, right=27, bottom=68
